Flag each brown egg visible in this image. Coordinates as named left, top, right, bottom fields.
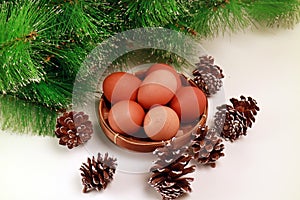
left=103, top=72, right=142, bottom=104
left=146, top=63, right=182, bottom=90
left=137, top=69, right=179, bottom=109
left=170, top=86, right=207, bottom=123
left=144, top=105, right=179, bottom=141
left=108, top=100, right=145, bottom=135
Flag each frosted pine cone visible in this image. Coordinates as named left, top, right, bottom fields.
left=55, top=111, right=93, bottom=149
left=193, top=55, right=224, bottom=95
left=230, top=96, right=260, bottom=128
left=214, top=104, right=248, bottom=142
left=193, top=73, right=223, bottom=96
left=80, top=153, right=117, bottom=193
left=149, top=138, right=195, bottom=199
left=189, top=126, right=225, bottom=168
left=151, top=138, right=190, bottom=170
left=194, top=55, right=224, bottom=79
left=149, top=154, right=195, bottom=200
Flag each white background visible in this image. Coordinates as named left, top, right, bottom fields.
left=1, top=24, right=300, bottom=200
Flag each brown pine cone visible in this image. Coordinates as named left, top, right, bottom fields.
left=151, top=138, right=190, bottom=170
left=230, top=96, right=260, bottom=128
left=193, top=73, right=223, bottom=96
left=55, top=111, right=93, bottom=149
left=149, top=154, right=195, bottom=200
left=193, top=55, right=224, bottom=96
left=194, top=55, right=224, bottom=79
left=214, top=104, right=248, bottom=142
left=80, top=153, right=117, bottom=193
left=149, top=138, right=195, bottom=200
left=189, top=126, right=225, bottom=168
left=197, top=55, right=214, bottom=66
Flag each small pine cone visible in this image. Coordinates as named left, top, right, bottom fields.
left=151, top=138, right=190, bottom=171
left=189, top=126, right=225, bottom=168
left=194, top=55, right=224, bottom=79
left=230, top=96, right=260, bottom=128
left=197, top=55, right=214, bottom=66
left=193, top=55, right=224, bottom=96
left=80, top=153, right=117, bottom=193
left=214, top=104, right=248, bottom=142
left=193, top=73, right=223, bottom=96
left=149, top=154, right=195, bottom=200
left=193, top=74, right=223, bottom=96
left=55, top=111, right=93, bottom=149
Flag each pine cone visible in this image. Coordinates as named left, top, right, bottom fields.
left=193, top=55, right=224, bottom=96
left=55, top=111, right=93, bottom=149
left=149, top=154, right=195, bottom=200
left=197, top=55, right=214, bottom=66
left=193, top=73, right=223, bottom=96
left=230, top=96, right=260, bottom=128
left=195, top=55, right=224, bottom=79
left=80, top=153, right=117, bottom=193
left=149, top=139, right=195, bottom=200
left=151, top=138, right=190, bottom=170
left=214, top=104, right=248, bottom=142
left=189, top=126, right=225, bottom=168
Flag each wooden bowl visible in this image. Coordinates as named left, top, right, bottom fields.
left=98, top=78, right=208, bottom=153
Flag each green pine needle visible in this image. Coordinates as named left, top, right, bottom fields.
left=16, top=78, right=73, bottom=110
left=1, top=0, right=300, bottom=111
left=0, top=95, right=58, bottom=136
left=49, top=0, right=113, bottom=41
left=190, top=0, right=252, bottom=37
left=0, top=1, right=58, bottom=92
left=113, top=0, right=188, bottom=29
left=188, top=0, right=300, bottom=38
left=244, top=0, right=300, bottom=28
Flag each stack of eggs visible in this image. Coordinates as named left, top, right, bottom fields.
left=102, top=64, right=206, bottom=142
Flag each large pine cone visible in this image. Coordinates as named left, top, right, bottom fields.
left=80, top=153, right=117, bottom=193
left=230, top=96, right=260, bottom=128
left=55, top=111, right=93, bottom=149
left=214, top=104, right=248, bottom=142
left=189, top=126, right=225, bottom=168
left=193, top=55, right=224, bottom=96
left=149, top=138, right=195, bottom=199
left=149, top=154, right=195, bottom=200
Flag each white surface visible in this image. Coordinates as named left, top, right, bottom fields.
left=1, top=24, right=300, bottom=200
